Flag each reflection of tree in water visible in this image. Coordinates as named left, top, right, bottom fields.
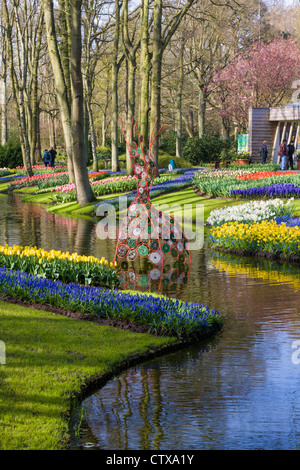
left=137, top=368, right=164, bottom=450
left=70, top=244, right=300, bottom=450
left=79, top=366, right=166, bottom=450
left=0, top=194, right=117, bottom=261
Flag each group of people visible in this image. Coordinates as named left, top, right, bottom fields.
left=260, top=139, right=296, bottom=170
left=278, top=140, right=295, bottom=170
left=42, top=147, right=57, bottom=168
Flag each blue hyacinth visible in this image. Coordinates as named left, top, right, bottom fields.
left=0, top=266, right=221, bottom=340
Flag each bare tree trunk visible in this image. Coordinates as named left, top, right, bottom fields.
left=150, top=0, right=196, bottom=165
left=122, top=0, right=139, bottom=175
left=198, top=87, right=206, bottom=138
left=70, top=0, right=95, bottom=206
left=83, top=102, right=90, bottom=165
left=150, top=0, right=162, bottom=167
left=188, top=110, right=194, bottom=136
left=36, top=106, right=42, bottom=162
left=176, top=39, right=184, bottom=158
left=111, top=0, right=121, bottom=172
left=0, top=83, right=8, bottom=145
left=87, top=101, right=98, bottom=171
left=42, top=0, right=75, bottom=182
left=183, top=114, right=194, bottom=138
left=221, top=117, right=230, bottom=139
left=102, top=112, right=107, bottom=147
left=28, top=10, right=43, bottom=167
left=3, top=0, right=33, bottom=175
left=140, top=0, right=150, bottom=144
left=0, top=4, right=8, bottom=145
left=102, top=72, right=110, bottom=147
left=125, top=59, right=136, bottom=175
left=50, top=115, right=56, bottom=148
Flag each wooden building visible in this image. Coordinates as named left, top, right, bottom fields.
left=248, top=103, right=300, bottom=163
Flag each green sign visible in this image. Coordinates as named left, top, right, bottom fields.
left=238, top=134, right=249, bottom=153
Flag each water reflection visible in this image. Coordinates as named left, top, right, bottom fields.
left=209, top=251, right=300, bottom=291
left=0, top=193, right=116, bottom=262
left=0, top=193, right=191, bottom=297
left=70, top=247, right=300, bottom=450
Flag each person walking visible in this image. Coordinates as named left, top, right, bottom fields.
left=279, top=139, right=287, bottom=170
left=286, top=140, right=295, bottom=170
left=49, top=147, right=57, bottom=168
left=42, top=149, right=51, bottom=167
left=260, top=140, right=268, bottom=164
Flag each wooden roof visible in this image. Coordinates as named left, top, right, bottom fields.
left=269, top=103, right=300, bottom=121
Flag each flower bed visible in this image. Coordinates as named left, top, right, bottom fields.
left=10, top=171, right=69, bottom=189
left=209, top=219, right=300, bottom=257
left=0, top=244, right=119, bottom=287
left=193, top=168, right=300, bottom=198
left=51, top=174, right=178, bottom=205
left=95, top=169, right=196, bottom=210
left=207, top=199, right=295, bottom=226
left=88, top=171, right=108, bottom=182
left=235, top=171, right=294, bottom=180
left=10, top=170, right=109, bottom=192
left=0, top=169, right=13, bottom=178
left=0, top=267, right=222, bottom=340
left=15, top=164, right=68, bottom=173
left=51, top=174, right=138, bottom=204
left=275, top=215, right=300, bottom=227
left=230, top=183, right=300, bottom=198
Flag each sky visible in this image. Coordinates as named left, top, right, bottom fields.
left=282, top=0, right=299, bottom=6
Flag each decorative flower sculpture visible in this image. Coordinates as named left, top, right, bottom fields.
left=115, top=117, right=191, bottom=295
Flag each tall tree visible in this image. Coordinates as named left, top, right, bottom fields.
left=139, top=0, right=150, bottom=144
left=42, top=0, right=95, bottom=205
left=150, top=0, right=197, bottom=166
left=184, top=8, right=231, bottom=137
left=82, top=0, right=112, bottom=172
left=211, top=36, right=300, bottom=131
left=2, top=0, right=44, bottom=175
left=42, top=0, right=76, bottom=181
left=122, top=0, right=141, bottom=174
left=70, top=0, right=95, bottom=205
left=175, top=37, right=185, bottom=157
left=0, top=3, right=9, bottom=146
left=111, top=0, right=122, bottom=172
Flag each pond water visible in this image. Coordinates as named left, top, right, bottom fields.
left=1, top=192, right=300, bottom=450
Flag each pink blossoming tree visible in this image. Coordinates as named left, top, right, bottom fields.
left=210, top=37, right=300, bottom=131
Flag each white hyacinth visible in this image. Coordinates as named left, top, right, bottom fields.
left=207, top=198, right=295, bottom=226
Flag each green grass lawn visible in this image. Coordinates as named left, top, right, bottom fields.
left=18, top=184, right=254, bottom=222
left=152, top=187, right=245, bottom=223
left=0, top=300, right=176, bottom=450
left=47, top=192, right=126, bottom=216
left=0, top=181, right=12, bottom=193
left=292, top=199, right=300, bottom=217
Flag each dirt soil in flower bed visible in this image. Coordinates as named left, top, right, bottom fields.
left=211, top=245, right=300, bottom=263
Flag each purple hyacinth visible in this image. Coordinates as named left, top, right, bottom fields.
left=230, top=183, right=300, bottom=198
